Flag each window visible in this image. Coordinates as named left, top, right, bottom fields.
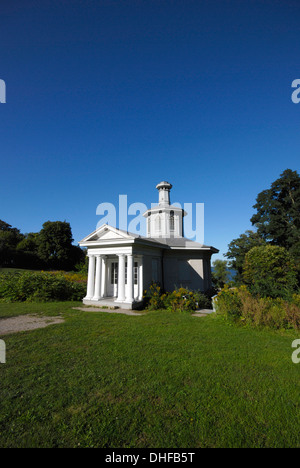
left=170, top=210, right=175, bottom=232
left=111, top=262, right=118, bottom=284
left=125, top=261, right=138, bottom=285
left=134, top=262, right=138, bottom=285
left=155, top=212, right=162, bottom=232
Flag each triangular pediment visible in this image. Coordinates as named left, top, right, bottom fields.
left=79, top=224, right=136, bottom=244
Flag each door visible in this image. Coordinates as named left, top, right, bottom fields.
left=107, top=260, right=118, bottom=297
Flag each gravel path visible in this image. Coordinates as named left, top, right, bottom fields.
left=73, top=307, right=142, bottom=316
left=0, top=315, right=65, bottom=336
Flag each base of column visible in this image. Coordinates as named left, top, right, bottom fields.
left=83, top=298, right=144, bottom=310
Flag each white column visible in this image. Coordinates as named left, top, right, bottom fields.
left=117, top=254, right=126, bottom=302
left=93, top=255, right=102, bottom=301
left=101, top=256, right=107, bottom=298
left=126, top=254, right=134, bottom=303
left=85, top=254, right=96, bottom=300
left=138, top=256, right=144, bottom=301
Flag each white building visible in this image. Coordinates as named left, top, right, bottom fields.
left=79, top=181, right=218, bottom=309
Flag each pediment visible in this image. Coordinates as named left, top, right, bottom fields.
left=79, top=224, right=135, bottom=244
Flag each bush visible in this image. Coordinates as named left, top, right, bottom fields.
left=143, top=282, right=165, bottom=310
left=243, top=245, right=298, bottom=299
left=215, top=285, right=300, bottom=330
left=163, top=288, right=198, bottom=313
left=144, top=284, right=212, bottom=313
left=214, top=286, right=243, bottom=321
left=0, top=271, right=87, bottom=302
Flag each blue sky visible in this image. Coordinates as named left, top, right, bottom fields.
left=0, top=0, right=299, bottom=260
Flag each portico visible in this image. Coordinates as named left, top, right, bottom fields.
left=83, top=250, right=144, bottom=309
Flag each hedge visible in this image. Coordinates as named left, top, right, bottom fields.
left=0, top=271, right=87, bottom=302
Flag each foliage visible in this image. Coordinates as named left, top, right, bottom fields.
left=38, top=221, right=85, bottom=270
left=163, top=288, right=198, bottom=312
left=143, top=282, right=165, bottom=310
left=225, top=230, right=266, bottom=284
left=213, top=286, right=243, bottom=321
left=215, top=285, right=300, bottom=330
left=212, top=259, right=230, bottom=289
left=0, top=220, right=24, bottom=267
left=16, top=232, right=44, bottom=269
left=251, top=169, right=300, bottom=261
left=144, top=283, right=211, bottom=312
left=0, top=271, right=86, bottom=302
left=243, top=245, right=298, bottom=299
left=0, top=219, right=85, bottom=271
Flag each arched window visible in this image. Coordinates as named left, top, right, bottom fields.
left=147, top=213, right=151, bottom=236
left=155, top=213, right=162, bottom=232
left=170, top=210, right=175, bottom=232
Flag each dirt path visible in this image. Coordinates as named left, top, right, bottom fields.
left=0, top=315, right=65, bottom=336
left=73, top=307, right=142, bottom=316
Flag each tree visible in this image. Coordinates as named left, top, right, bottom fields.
left=37, top=221, right=84, bottom=270
left=251, top=169, right=300, bottom=261
left=225, top=230, right=266, bottom=283
left=243, top=245, right=298, bottom=299
left=212, top=259, right=230, bottom=289
left=16, top=233, right=43, bottom=269
left=0, top=220, right=24, bottom=267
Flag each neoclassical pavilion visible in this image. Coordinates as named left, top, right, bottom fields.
left=79, top=181, right=218, bottom=309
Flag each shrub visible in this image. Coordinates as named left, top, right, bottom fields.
left=164, top=288, right=198, bottom=313
left=215, top=285, right=300, bottom=330
left=143, top=282, right=165, bottom=310
left=193, top=290, right=212, bottom=309
left=143, top=284, right=212, bottom=313
left=243, top=245, right=298, bottom=299
left=0, top=271, right=87, bottom=302
left=214, top=286, right=243, bottom=321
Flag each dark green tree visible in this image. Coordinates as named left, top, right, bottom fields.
left=0, top=220, right=24, bottom=267
left=212, top=259, right=230, bottom=289
left=251, top=169, right=300, bottom=261
left=16, top=233, right=43, bottom=269
left=37, top=221, right=84, bottom=270
left=225, top=230, right=266, bottom=284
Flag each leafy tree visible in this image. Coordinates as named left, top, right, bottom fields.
left=212, top=259, right=230, bottom=289
left=243, top=245, right=298, bottom=299
left=16, top=233, right=43, bottom=269
left=225, top=230, right=266, bottom=283
left=251, top=169, right=300, bottom=261
left=37, top=221, right=84, bottom=270
left=0, top=220, right=24, bottom=267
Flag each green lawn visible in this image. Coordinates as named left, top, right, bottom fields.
left=0, top=302, right=299, bottom=448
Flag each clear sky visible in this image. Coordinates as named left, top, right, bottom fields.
left=1, top=0, right=299, bottom=260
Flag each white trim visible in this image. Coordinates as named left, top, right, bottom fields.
left=79, top=224, right=136, bottom=243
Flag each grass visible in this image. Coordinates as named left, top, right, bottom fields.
left=0, top=302, right=300, bottom=448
